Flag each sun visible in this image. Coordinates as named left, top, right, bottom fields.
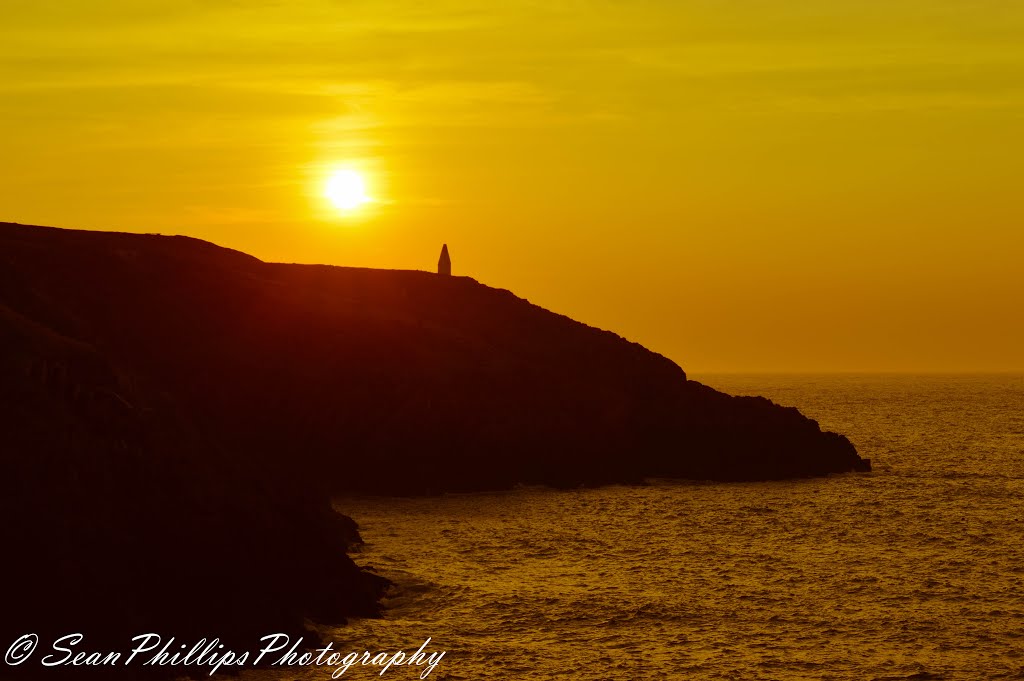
left=324, top=169, right=370, bottom=212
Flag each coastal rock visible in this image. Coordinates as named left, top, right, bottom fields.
left=0, top=222, right=869, bottom=674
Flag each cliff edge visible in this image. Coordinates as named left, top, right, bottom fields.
left=0, top=222, right=868, bottom=671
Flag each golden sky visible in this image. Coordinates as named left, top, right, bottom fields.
left=2, top=1, right=1022, bottom=372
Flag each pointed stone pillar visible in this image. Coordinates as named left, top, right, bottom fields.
left=438, top=244, right=451, bottom=276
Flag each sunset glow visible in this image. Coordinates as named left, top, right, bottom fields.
left=4, top=6, right=1024, bottom=679
left=1, top=1, right=1022, bottom=371
left=325, top=170, right=371, bottom=213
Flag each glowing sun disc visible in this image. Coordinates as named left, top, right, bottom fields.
left=325, top=170, right=370, bottom=211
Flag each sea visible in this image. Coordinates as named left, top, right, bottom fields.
left=238, top=373, right=1024, bottom=681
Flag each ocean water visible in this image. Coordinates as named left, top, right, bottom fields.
left=240, top=374, right=1024, bottom=681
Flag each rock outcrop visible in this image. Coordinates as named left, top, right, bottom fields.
left=0, top=222, right=868, bottom=674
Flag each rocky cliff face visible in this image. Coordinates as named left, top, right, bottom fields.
left=0, top=222, right=867, bottom=672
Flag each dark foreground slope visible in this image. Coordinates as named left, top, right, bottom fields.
left=0, top=223, right=867, bottom=670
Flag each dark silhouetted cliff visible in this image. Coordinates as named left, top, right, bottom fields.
left=0, top=222, right=868, bottom=673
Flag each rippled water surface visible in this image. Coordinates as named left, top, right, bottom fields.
left=243, top=374, right=1024, bottom=680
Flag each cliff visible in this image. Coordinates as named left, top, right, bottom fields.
left=0, top=222, right=868, bottom=670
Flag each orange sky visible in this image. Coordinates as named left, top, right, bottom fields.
left=2, top=1, right=1022, bottom=372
